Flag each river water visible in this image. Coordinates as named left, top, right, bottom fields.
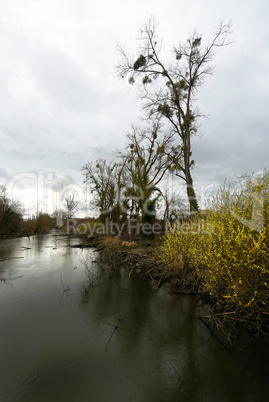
left=0, top=233, right=269, bottom=401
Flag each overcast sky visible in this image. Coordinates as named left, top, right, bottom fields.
left=0, top=0, right=268, bottom=215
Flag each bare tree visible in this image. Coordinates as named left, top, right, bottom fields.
left=82, top=159, right=122, bottom=222
left=117, top=18, right=232, bottom=213
left=65, top=192, right=80, bottom=219
left=162, top=184, right=187, bottom=221
left=117, top=118, right=174, bottom=226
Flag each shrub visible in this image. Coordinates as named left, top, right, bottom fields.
left=159, top=170, right=269, bottom=334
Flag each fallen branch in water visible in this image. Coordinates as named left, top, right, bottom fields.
left=59, top=275, right=71, bottom=305
left=128, top=265, right=136, bottom=278
left=200, top=311, right=236, bottom=319
left=141, top=268, right=155, bottom=281
left=198, top=316, right=229, bottom=349
left=106, top=323, right=120, bottom=353
left=106, top=310, right=136, bottom=353
left=60, top=275, right=71, bottom=295
left=0, top=275, right=23, bottom=281
left=0, top=257, right=24, bottom=262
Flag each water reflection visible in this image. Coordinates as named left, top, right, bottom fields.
left=0, top=234, right=269, bottom=401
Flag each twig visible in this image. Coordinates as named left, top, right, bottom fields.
left=106, top=325, right=120, bottom=353
left=60, top=275, right=71, bottom=294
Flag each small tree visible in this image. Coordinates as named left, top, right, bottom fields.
left=162, top=184, right=187, bottom=221
left=82, top=159, right=122, bottom=222
left=117, top=119, right=174, bottom=235
left=117, top=18, right=232, bottom=213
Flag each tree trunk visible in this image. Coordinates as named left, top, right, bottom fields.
left=185, top=167, right=199, bottom=213
left=184, top=123, right=199, bottom=214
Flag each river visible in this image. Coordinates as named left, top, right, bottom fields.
left=0, top=232, right=269, bottom=401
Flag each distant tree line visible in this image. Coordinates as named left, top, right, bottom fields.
left=0, top=184, right=82, bottom=236
left=0, top=185, right=66, bottom=235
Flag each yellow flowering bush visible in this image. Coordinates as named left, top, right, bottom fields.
left=159, top=170, right=269, bottom=332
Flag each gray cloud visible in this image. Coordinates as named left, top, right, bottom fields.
left=30, top=47, right=100, bottom=112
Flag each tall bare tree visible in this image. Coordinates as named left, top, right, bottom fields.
left=117, top=18, right=232, bottom=213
